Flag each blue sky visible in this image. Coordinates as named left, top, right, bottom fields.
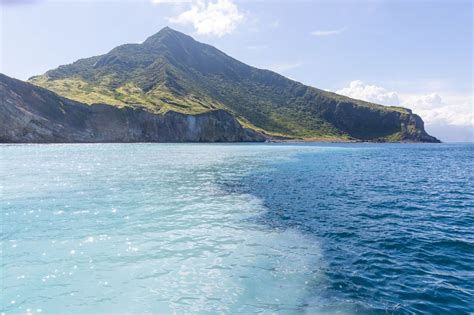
left=1, top=0, right=472, bottom=141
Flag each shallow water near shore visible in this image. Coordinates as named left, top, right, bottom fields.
left=1, top=143, right=473, bottom=314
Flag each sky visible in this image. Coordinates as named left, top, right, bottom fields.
left=1, top=0, right=472, bottom=142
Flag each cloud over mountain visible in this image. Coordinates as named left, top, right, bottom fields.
left=166, top=0, right=244, bottom=37
left=336, top=80, right=400, bottom=106
left=310, top=28, right=345, bottom=37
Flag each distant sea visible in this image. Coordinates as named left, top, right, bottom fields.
left=1, top=143, right=473, bottom=314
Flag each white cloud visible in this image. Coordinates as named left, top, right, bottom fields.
left=168, top=0, right=244, bottom=37
left=402, top=93, right=442, bottom=109
left=247, top=44, right=268, bottom=51
left=402, top=93, right=473, bottom=127
left=336, top=80, right=400, bottom=106
left=336, top=80, right=474, bottom=141
left=268, top=62, right=302, bottom=73
left=311, top=28, right=345, bottom=37
left=152, top=0, right=191, bottom=3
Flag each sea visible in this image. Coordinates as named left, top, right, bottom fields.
left=1, top=143, right=473, bottom=314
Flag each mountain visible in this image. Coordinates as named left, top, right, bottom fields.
left=27, top=27, right=438, bottom=142
left=0, top=74, right=263, bottom=143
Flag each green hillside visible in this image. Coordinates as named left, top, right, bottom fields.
left=29, top=27, right=438, bottom=142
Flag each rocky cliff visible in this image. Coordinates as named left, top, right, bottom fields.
left=319, top=98, right=439, bottom=142
left=0, top=74, right=264, bottom=143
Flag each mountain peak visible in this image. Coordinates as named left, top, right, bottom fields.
left=143, top=26, right=193, bottom=47
left=160, top=26, right=176, bottom=33
left=155, top=26, right=179, bottom=36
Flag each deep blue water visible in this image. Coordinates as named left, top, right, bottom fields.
left=1, top=143, right=473, bottom=314
left=229, top=143, right=474, bottom=314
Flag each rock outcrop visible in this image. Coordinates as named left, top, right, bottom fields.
left=0, top=74, right=265, bottom=143
left=319, top=99, right=439, bottom=142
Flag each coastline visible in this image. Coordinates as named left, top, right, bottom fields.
left=0, top=139, right=443, bottom=144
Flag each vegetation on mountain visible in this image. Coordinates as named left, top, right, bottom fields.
left=1, top=73, right=263, bottom=143
left=28, top=27, right=439, bottom=142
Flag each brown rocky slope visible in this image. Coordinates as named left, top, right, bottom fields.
left=0, top=74, right=264, bottom=143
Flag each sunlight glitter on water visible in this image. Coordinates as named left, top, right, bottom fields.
left=1, top=144, right=336, bottom=314
left=5, top=143, right=471, bottom=314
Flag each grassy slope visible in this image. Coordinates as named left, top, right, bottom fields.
left=29, top=27, right=415, bottom=141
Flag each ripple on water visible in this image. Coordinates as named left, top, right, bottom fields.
left=1, top=143, right=472, bottom=314
left=239, top=143, right=474, bottom=314
left=1, top=144, right=331, bottom=314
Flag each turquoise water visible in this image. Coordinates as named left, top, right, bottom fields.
left=1, top=143, right=473, bottom=314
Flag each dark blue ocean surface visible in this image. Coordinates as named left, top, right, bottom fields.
left=1, top=143, right=473, bottom=314
left=228, top=143, right=474, bottom=314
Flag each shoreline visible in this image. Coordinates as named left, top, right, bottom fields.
left=0, top=139, right=445, bottom=145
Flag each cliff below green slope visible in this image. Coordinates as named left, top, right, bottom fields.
left=0, top=74, right=264, bottom=143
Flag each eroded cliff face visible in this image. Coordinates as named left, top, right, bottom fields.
left=318, top=99, right=440, bottom=142
left=0, top=74, right=265, bottom=143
